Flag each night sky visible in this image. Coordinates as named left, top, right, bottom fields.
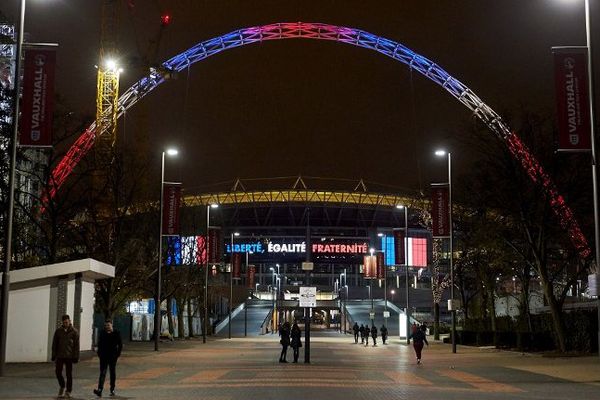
left=2, top=1, right=597, bottom=195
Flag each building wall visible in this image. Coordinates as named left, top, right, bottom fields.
left=79, top=281, right=95, bottom=351
left=6, top=284, right=51, bottom=362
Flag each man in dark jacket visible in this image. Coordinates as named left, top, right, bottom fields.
left=371, top=325, right=378, bottom=347
left=52, top=314, right=80, bottom=398
left=380, top=324, right=388, bottom=345
left=359, top=324, right=365, bottom=344
left=364, top=325, right=371, bottom=346
left=410, top=324, right=429, bottom=364
left=352, top=322, right=359, bottom=343
left=93, top=319, right=123, bottom=397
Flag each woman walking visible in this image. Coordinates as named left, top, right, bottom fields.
left=410, top=325, right=429, bottom=364
left=278, top=322, right=291, bottom=363
left=290, top=323, right=302, bottom=363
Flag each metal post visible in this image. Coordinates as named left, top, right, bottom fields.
left=229, top=233, right=233, bottom=339
left=384, top=251, right=388, bottom=329
left=244, top=298, right=248, bottom=337
left=304, top=207, right=311, bottom=364
left=405, top=208, right=410, bottom=345
left=154, top=151, right=166, bottom=351
left=0, top=0, right=26, bottom=376
left=203, top=205, right=210, bottom=343
left=449, top=152, right=456, bottom=354
left=582, top=0, right=600, bottom=360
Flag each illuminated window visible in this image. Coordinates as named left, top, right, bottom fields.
left=380, top=235, right=395, bottom=266
left=408, top=238, right=428, bottom=267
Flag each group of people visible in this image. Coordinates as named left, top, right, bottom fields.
left=278, top=322, right=303, bottom=363
left=51, top=314, right=122, bottom=398
left=352, top=322, right=388, bottom=346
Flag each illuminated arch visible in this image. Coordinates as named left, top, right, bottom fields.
left=48, top=22, right=590, bottom=257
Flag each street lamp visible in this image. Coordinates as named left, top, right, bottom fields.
left=391, top=289, right=396, bottom=304
left=269, top=267, right=276, bottom=333
left=557, top=0, right=600, bottom=360
left=228, top=232, right=240, bottom=339
left=435, top=149, right=456, bottom=353
left=154, top=148, right=178, bottom=352
left=203, top=203, right=219, bottom=343
left=397, top=204, right=410, bottom=345
left=0, top=0, right=27, bottom=376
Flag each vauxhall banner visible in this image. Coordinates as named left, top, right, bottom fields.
left=161, top=183, right=182, bottom=236
left=231, top=252, right=242, bottom=279
left=208, top=228, right=222, bottom=264
left=20, top=47, right=57, bottom=147
left=363, top=255, right=377, bottom=279
left=247, top=265, right=256, bottom=288
left=394, top=229, right=406, bottom=265
left=553, top=47, right=591, bottom=152
left=431, top=184, right=450, bottom=238
left=376, top=251, right=385, bottom=279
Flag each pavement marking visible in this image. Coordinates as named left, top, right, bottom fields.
left=180, top=369, right=230, bottom=382
left=384, top=371, right=433, bottom=386
left=116, top=367, right=175, bottom=388
left=437, top=369, right=523, bottom=393
left=255, top=371, right=358, bottom=380
left=509, top=364, right=600, bottom=386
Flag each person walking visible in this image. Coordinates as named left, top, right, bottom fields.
left=380, top=324, right=388, bottom=345
left=52, top=315, right=80, bottom=398
left=410, top=324, right=429, bottom=364
left=364, top=325, right=371, bottom=346
left=352, top=322, right=359, bottom=343
left=371, top=324, right=378, bottom=347
left=290, top=323, right=302, bottom=363
left=278, top=321, right=291, bottom=363
left=359, top=324, right=365, bottom=344
left=93, top=319, right=123, bottom=397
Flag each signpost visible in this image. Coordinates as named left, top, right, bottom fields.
left=299, top=287, right=317, bottom=308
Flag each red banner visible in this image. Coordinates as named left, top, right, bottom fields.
left=247, top=265, right=256, bottom=288
left=161, top=183, right=182, bottom=236
left=431, top=185, right=450, bottom=238
left=553, top=47, right=591, bottom=151
left=231, top=252, right=242, bottom=279
left=195, top=235, right=207, bottom=265
left=363, top=255, right=377, bottom=279
left=394, top=229, right=406, bottom=265
left=20, top=48, right=56, bottom=147
left=208, top=228, right=221, bottom=264
left=376, top=251, right=385, bottom=279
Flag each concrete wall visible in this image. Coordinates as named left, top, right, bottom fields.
left=79, top=281, right=95, bottom=352
left=1, top=259, right=115, bottom=363
left=6, top=284, right=52, bottom=362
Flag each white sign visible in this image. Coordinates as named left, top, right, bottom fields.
left=588, top=274, right=599, bottom=297
left=301, top=262, right=314, bottom=271
left=299, top=287, right=317, bottom=307
left=383, top=311, right=390, bottom=318
left=369, top=312, right=375, bottom=319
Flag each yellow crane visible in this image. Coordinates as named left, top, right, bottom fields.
left=96, top=0, right=122, bottom=166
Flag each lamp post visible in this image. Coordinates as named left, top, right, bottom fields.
left=270, top=267, right=276, bottom=333
left=560, top=0, right=600, bottom=360
left=391, top=289, right=396, bottom=304
left=436, top=149, right=456, bottom=353
left=340, top=269, right=346, bottom=333
left=378, top=233, right=388, bottom=327
left=397, top=204, right=410, bottom=344
left=203, top=203, right=219, bottom=343
left=229, top=232, right=239, bottom=339
left=369, top=248, right=375, bottom=323
left=0, top=0, right=26, bottom=376
left=154, top=148, right=178, bottom=352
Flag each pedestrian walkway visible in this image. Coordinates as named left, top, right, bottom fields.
left=0, top=333, right=599, bottom=399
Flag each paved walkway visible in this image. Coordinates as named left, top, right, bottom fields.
left=1, top=332, right=599, bottom=400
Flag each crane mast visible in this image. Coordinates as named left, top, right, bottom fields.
left=96, top=0, right=120, bottom=159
